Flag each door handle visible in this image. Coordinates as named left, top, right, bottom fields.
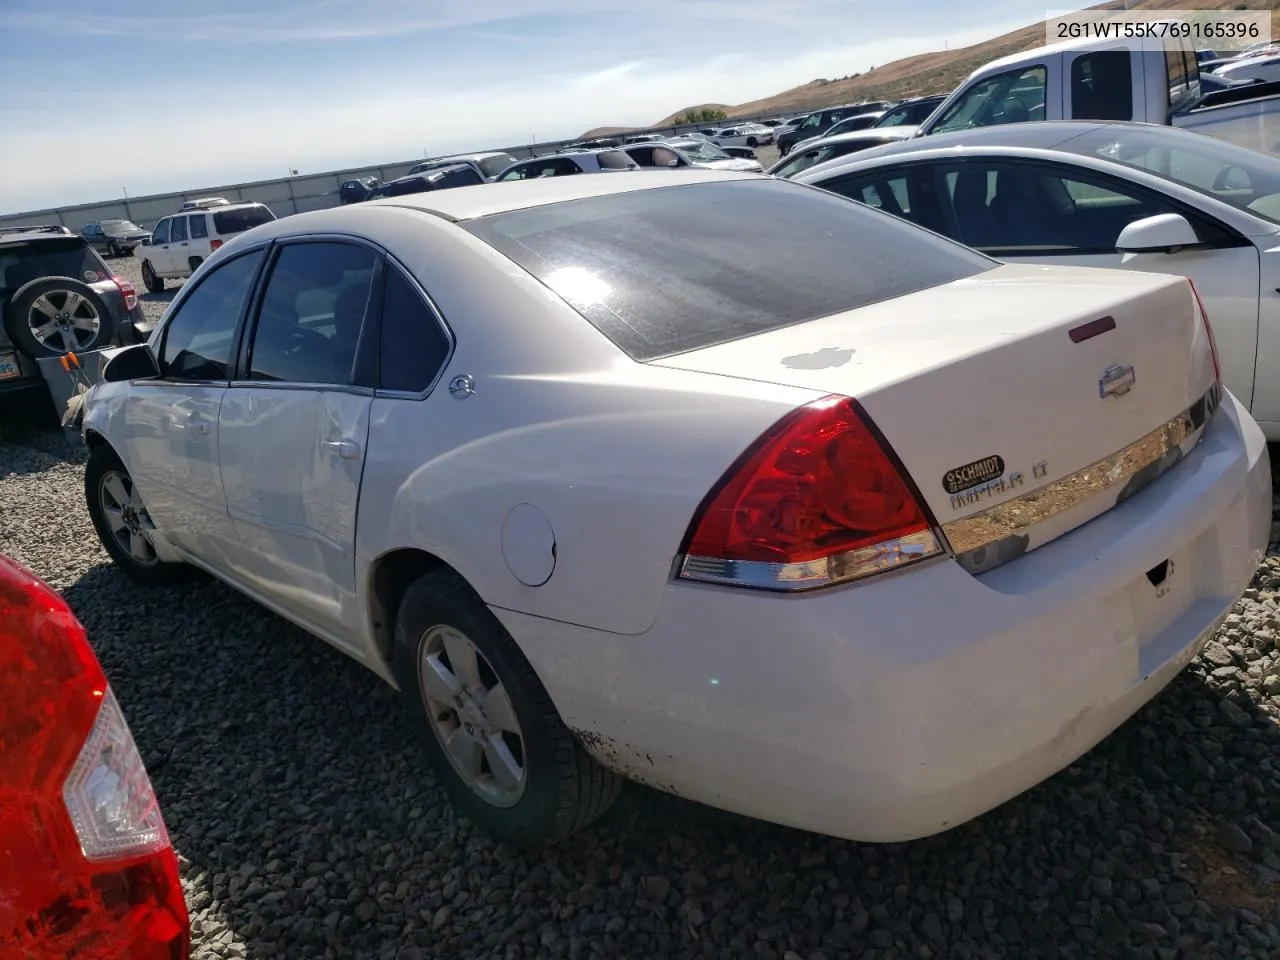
left=186, top=419, right=211, bottom=436
left=323, top=439, right=361, bottom=460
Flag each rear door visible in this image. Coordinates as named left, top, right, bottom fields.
left=216, top=239, right=377, bottom=644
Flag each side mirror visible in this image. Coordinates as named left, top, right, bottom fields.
left=102, top=344, right=161, bottom=383
left=1115, top=213, right=1200, bottom=254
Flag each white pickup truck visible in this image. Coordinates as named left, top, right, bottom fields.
left=917, top=29, right=1280, bottom=157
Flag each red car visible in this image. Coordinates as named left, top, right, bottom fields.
left=0, top=553, right=190, bottom=959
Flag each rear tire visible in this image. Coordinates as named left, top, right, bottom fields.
left=391, top=567, right=621, bottom=848
left=85, top=446, right=192, bottom=586
left=141, top=260, right=164, bottom=294
left=187, top=256, right=203, bottom=274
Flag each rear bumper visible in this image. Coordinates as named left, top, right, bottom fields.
left=498, top=391, right=1271, bottom=842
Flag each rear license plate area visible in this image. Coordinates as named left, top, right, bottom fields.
left=0, top=351, right=20, bottom=381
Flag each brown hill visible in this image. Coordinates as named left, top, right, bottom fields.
left=646, top=0, right=1279, bottom=125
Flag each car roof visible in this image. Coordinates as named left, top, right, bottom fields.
left=0, top=225, right=79, bottom=245
left=790, top=120, right=1210, bottom=181
left=799, top=126, right=920, bottom=147
left=358, top=168, right=759, bottom=221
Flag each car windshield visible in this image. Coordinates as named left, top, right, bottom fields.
left=670, top=140, right=731, bottom=161
left=0, top=238, right=106, bottom=294
left=478, top=154, right=518, bottom=178
left=103, top=220, right=143, bottom=234
left=1059, top=126, right=1280, bottom=225
left=212, top=206, right=275, bottom=234
left=462, top=178, right=995, bottom=361
left=772, top=140, right=876, bottom=178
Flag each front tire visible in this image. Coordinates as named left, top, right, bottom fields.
left=141, top=260, right=164, bottom=294
left=85, top=446, right=191, bottom=586
left=747, top=136, right=758, bottom=148
left=392, top=568, right=620, bottom=847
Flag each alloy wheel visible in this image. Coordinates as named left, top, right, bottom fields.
left=418, top=624, right=527, bottom=807
left=27, top=289, right=101, bottom=353
left=98, top=470, right=158, bottom=567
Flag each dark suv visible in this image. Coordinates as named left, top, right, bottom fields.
left=81, top=219, right=150, bottom=258
left=778, top=102, right=896, bottom=154
left=0, top=226, right=151, bottom=414
left=365, top=165, right=485, bottom=199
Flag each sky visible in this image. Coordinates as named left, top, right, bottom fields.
left=0, top=0, right=1045, bottom=213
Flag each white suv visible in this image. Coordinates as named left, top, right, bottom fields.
left=138, top=200, right=276, bottom=292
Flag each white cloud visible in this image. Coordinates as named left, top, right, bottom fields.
left=0, top=15, right=1028, bottom=212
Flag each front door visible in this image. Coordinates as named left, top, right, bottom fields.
left=146, top=217, right=174, bottom=274
left=122, top=246, right=266, bottom=566
left=216, top=239, right=377, bottom=644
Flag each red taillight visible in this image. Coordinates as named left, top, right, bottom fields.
left=0, top=555, right=190, bottom=960
left=677, top=395, right=943, bottom=591
left=112, top=275, right=138, bottom=311
left=1188, top=278, right=1221, bottom=388
left=209, top=238, right=223, bottom=252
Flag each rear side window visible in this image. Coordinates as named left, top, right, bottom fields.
left=463, top=179, right=995, bottom=361
left=213, top=206, right=275, bottom=235
left=378, top=267, right=451, bottom=392
left=478, top=154, right=518, bottom=178
left=1071, top=51, right=1133, bottom=121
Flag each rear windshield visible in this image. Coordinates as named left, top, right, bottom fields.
left=462, top=179, right=995, bottom=361
left=478, top=154, right=518, bottom=178
left=0, top=238, right=106, bottom=294
left=213, top=206, right=275, bottom=234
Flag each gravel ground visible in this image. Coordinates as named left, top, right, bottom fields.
left=2, top=252, right=1279, bottom=959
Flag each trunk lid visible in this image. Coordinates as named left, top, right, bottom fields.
left=650, top=262, right=1219, bottom=574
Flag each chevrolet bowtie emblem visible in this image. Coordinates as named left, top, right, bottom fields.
left=1099, top=364, right=1135, bottom=398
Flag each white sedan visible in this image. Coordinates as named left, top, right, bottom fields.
left=710, top=123, right=774, bottom=149
left=80, top=170, right=1269, bottom=847
left=794, top=120, right=1280, bottom=441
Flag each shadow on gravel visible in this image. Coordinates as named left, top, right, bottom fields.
left=140, top=287, right=180, bottom=305
left=58, top=553, right=1280, bottom=960
left=0, top=416, right=83, bottom=473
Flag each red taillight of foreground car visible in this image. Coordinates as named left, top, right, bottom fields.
left=209, top=239, right=223, bottom=252
left=112, top=275, right=138, bottom=311
left=676, top=394, right=944, bottom=591
left=1188, top=278, right=1221, bottom=390
left=0, top=555, right=190, bottom=960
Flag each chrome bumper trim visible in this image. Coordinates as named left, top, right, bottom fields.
left=943, top=384, right=1221, bottom=577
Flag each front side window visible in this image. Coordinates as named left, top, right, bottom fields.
left=930, top=66, right=1046, bottom=133
left=159, top=249, right=264, bottom=380
left=936, top=160, right=1188, bottom=254
left=247, top=241, right=376, bottom=385
left=463, top=179, right=994, bottom=362
left=152, top=219, right=170, bottom=245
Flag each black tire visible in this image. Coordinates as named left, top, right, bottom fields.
left=141, top=260, right=164, bottom=294
left=747, top=136, right=758, bottom=148
left=780, top=140, right=792, bottom=156
left=392, top=567, right=620, bottom=847
left=188, top=256, right=203, bottom=274
left=84, top=445, right=192, bottom=586
left=106, top=243, right=119, bottom=259
left=3, top=278, right=117, bottom=360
